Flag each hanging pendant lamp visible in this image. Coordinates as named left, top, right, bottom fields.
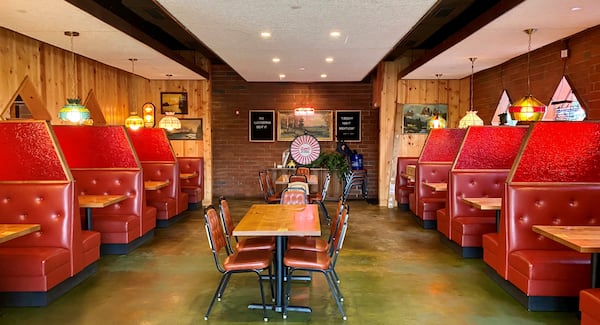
left=58, top=31, right=91, bottom=124
left=459, top=57, right=484, bottom=128
left=428, top=74, right=446, bottom=129
left=509, top=29, right=546, bottom=122
left=124, top=58, right=144, bottom=130
left=158, top=112, right=181, bottom=131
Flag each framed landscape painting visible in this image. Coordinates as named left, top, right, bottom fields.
left=277, top=110, right=333, bottom=141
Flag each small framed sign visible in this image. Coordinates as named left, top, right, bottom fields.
left=335, top=110, right=361, bottom=142
left=249, top=110, right=275, bottom=142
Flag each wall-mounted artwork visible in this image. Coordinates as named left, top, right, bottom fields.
left=277, top=110, right=333, bottom=141
left=166, top=118, right=202, bottom=140
left=335, top=110, right=361, bottom=142
left=249, top=110, right=275, bottom=142
left=160, top=92, right=188, bottom=114
left=402, top=104, right=448, bottom=133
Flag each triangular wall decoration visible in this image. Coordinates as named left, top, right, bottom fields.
left=0, top=76, right=51, bottom=121
left=83, top=89, right=107, bottom=125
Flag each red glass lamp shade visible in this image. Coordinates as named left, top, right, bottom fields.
left=509, top=94, right=546, bottom=121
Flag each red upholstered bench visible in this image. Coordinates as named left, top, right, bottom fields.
left=143, top=162, right=188, bottom=227
left=178, top=157, right=204, bottom=210
left=395, top=157, right=417, bottom=210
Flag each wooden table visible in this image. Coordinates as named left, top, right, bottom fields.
left=234, top=204, right=320, bottom=313
left=423, top=182, right=447, bottom=192
left=0, top=224, right=40, bottom=244
left=144, top=180, right=170, bottom=190
left=275, top=174, right=318, bottom=185
left=79, top=194, right=128, bottom=230
left=461, top=197, right=502, bottom=231
left=180, top=172, right=197, bottom=180
left=532, top=225, right=600, bottom=288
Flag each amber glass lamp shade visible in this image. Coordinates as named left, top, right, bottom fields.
left=125, top=112, right=144, bottom=130
left=459, top=111, right=484, bottom=128
left=427, top=114, right=446, bottom=129
left=142, top=102, right=155, bottom=127
left=158, top=112, right=181, bottom=131
left=58, top=98, right=91, bottom=123
left=509, top=95, right=546, bottom=121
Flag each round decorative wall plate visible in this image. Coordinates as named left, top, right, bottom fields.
left=290, top=134, right=320, bottom=165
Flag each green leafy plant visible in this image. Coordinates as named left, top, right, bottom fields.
left=312, top=151, right=350, bottom=179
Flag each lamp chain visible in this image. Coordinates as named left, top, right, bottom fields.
left=525, top=29, right=536, bottom=95
left=469, top=57, right=476, bottom=112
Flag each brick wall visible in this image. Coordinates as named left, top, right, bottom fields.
left=211, top=65, right=377, bottom=199
left=475, top=25, right=600, bottom=122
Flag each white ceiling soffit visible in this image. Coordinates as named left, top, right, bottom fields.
left=404, top=0, right=600, bottom=80
left=157, top=0, right=437, bottom=82
left=0, top=0, right=205, bottom=80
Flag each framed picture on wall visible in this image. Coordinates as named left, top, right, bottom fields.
left=160, top=92, right=188, bottom=114
left=166, top=118, right=202, bottom=140
left=402, top=104, right=448, bottom=133
left=335, top=110, right=361, bottom=142
left=249, top=110, right=275, bottom=142
left=277, top=110, right=333, bottom=141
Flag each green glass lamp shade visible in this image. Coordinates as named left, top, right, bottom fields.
left=58, top=98, right=91, bottom=123
left=509, top=95, right=546, bottom=121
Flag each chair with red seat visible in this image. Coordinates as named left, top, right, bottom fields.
left=218, top=196, right=275, bottom=253
left=202, top=206, right=274, bottom=321
left=289, top=174, right=308, bottom=183
left=280, top=187, right=308, bottom=205
left=258, top=170, right=280, bottom=203
left=310, top=171, right=331, bottom=222
left=283, top=204, right=349, bottom=320
left=288, top=196, right=344, bottom=254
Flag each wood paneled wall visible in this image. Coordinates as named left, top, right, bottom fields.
left=377, top=60, right=469, bottom=206
left=0, top=27, right=212, bottom=204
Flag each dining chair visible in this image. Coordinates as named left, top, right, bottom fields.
left=296, top=167, right=310, bottom=177
left=258, top=170, right=280, bottom=203
left=288, top=174, right=308, bottom=183
left=287, top=181, right=309, bottom=194
left=202, top=206, right=274, bottom=321
left=283, top=205, right=350, bottom=320
left=310, top=171, right=331, bottom=222
left=280, top=187, right=308, bottom=205
left=287, top=196, right=345, bottom=253
left=218, top=196, right=275, bottom=253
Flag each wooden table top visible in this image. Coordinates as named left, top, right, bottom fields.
left=461, top=197, right=502, bottom=210
left=423, top=182, right=447, bottom=192
left=144, top=180, right=170, bottom=190
left=233, top=204, right=320, bottom=237
left=0, top=224, right=40, bottom=244
left=275, top=174, right=318, bottom=185
left=180, top=172, right=197, bottom=180
left=532, top=225, right=600, bottom=253
left=79, top=194, right=128, bottom=208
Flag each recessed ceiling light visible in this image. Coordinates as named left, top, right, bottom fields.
left=320, top=74, right=327, bottom=78
left=260, top=32, right=271, bottom=38
left=299, top=67, right=305, bottom=71
left=330, top=31, right=341, bottom=38
left=279, top=74, right=286, bottom=79
left=272, top=57, right=280, bottom=63
left=325, top=57, right=334, bottom=63
left=571, top=6, right=582, bottom=11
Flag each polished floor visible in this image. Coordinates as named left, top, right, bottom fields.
left=0, top=199, right=579, bottom=324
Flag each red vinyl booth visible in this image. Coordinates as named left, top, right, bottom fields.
left=395, top=157, right=418, bottom=210
left=177, top=157, right=204, bottom=209
left=54, top=125, right=157, bottom=255
left=0, top=121, right=100, bottom=306
left=482, top=122, right=600, bottom=311
left=127, top=128, right=188, bottom=227
left=437, top=126, right=527, bottom=258
left=409, top=128, right=466, bottom=229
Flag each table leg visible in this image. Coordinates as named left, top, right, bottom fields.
left=85, top=208, right=93, bottom=230
left=275, top=235, right=284, bottom=312
left=495, top=210, right=500, bottom=232
left=593, top=253, right=599, bottom=288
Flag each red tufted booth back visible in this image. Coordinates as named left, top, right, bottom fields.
left=142, top=162, right=179, bottom=200
left=413, top=162, right=450, bottom=218
left=0, top=182, right=86, bottom=275
left=178, top=157, right=204, bottom=202
left=449, top=171, right=507, bottom=219
left=505, top=184, right=600, bottom=253
left=395, top=157, right=418, bottom=205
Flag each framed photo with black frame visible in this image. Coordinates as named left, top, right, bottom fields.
left=160, top=92, right=188, bottom=114
left=335, top=110, right=361, bottom=142
left=166, top=118, right=202, bottom=140
left=249, top=110, right=275, bottom=142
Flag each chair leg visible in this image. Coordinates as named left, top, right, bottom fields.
left=217, top=272, right=232, bottom=301
left=254, top=270, right=269, bottom=322
left=323, top=270, right=347, bottom=320
left=318, top=201, right=330, bottom=224
left=205, top=273, right=229, bottom=320
left=283, top=267, right=295, bottom=319
left=326, top=269, right=343, bottom=302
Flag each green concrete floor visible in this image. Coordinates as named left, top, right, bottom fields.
left=0, top=199, right=579, bottom=325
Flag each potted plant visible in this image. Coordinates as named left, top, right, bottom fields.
left=311, top=152, right=350, bottom=200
